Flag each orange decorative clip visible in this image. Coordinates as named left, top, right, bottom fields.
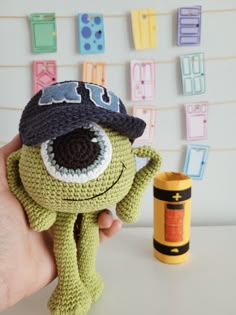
left=82, top=61, right=106, bottom=86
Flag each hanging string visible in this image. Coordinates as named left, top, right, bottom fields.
left=0, top=139, right=235, bottom=153
left=157, top=147, right=236, bottom=153
left=0, top=54, right=236, bottom=69
left=150, top=100, right=236, bottom=112
left=0, top=106, right=23, bottom=111
left=0, top=64, right=29, bottom=68
left=0, top=99, right=235, bottom=112
left=0, top=8, right=236, bottom=19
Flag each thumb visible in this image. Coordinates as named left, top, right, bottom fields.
left=0, top=135, right=21, bottom=190
left=1, top=135, right=21, bottom=159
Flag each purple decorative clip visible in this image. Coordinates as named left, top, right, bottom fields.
left=177, top=6, right=202, bottom=46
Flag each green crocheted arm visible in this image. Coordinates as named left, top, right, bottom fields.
left=116, top=146, right=161, bottom=224
left=7, top=149, right=57, bottom=231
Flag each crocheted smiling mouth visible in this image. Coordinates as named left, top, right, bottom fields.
left=63, top=162, right=126, bottom=202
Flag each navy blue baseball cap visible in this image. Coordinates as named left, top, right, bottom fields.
left=19, top=81, right=146, bottom=145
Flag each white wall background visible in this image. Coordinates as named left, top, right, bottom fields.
left=0, top=0, right=236, bottom=226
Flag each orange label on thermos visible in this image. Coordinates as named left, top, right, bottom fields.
left=165, top=203, right=184, bottom=242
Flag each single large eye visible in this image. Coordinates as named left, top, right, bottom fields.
left=40, top=123, right=112, bottom=183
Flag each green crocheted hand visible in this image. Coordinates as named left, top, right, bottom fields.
left=7, top=127, right=161, bottom=315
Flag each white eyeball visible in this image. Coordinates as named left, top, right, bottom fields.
left=41, top=123, right=112, bottom=183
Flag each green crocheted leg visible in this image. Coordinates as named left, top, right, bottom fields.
left=48, top=212, right=91, bottom=315
left=116, top=146, right=162, bottom=223
left=7, top=150, right=56, bottom=231
left=77, top=212, right=104, bottom=303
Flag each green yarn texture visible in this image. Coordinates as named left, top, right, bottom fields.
left=7, top=128, right=161, bottom=315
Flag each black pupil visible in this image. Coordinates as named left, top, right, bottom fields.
left=52, top=128, right=100, bottom=169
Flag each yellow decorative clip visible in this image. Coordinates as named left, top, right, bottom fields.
left=131, top=9, right=157, bottom=49
left=82, top=61, right=106, bottom=86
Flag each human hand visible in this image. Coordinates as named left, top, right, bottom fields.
left=0, top=135, right=121, bottom=311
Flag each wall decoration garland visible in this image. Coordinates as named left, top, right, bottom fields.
left=1, top=6, right=236, bottom=180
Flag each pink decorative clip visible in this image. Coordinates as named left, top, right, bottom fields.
left=33, top=60, right=57, bottom=94
left=185, top=102, right=208, bottom=140
left=133, top=106, right=157, bottom=142
left=131, top=60, right=155, bottom=101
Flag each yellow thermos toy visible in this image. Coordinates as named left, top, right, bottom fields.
left=153, top=172, right=192, bottom=264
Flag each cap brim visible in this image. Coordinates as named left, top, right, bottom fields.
left=20, top=104, right=146, bottom=145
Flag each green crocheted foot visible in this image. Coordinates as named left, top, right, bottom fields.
left=84, top=272, right=104, bottom=303
left=48, top=286, right=92, bottom=315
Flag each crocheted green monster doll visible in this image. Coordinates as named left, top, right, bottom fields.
left=7, top=81, right=162, bottom=315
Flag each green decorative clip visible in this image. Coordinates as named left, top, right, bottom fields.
left=180, top=52, right=206, bottom=96
left=30, top=13, right=57, bottom=53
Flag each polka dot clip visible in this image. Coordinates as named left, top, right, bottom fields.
left=78, top=13, right=105, bottom=54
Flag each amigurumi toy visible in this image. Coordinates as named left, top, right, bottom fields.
left=7, top=81, right=162, bottom=315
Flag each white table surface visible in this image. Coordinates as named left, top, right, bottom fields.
left=2, top=226, right=236, bottom=315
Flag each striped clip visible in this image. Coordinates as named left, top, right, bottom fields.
left=177, top=6, right=202, bottom=46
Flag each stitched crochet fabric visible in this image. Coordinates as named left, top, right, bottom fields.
left=7, top=81, right=162, bottom=315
